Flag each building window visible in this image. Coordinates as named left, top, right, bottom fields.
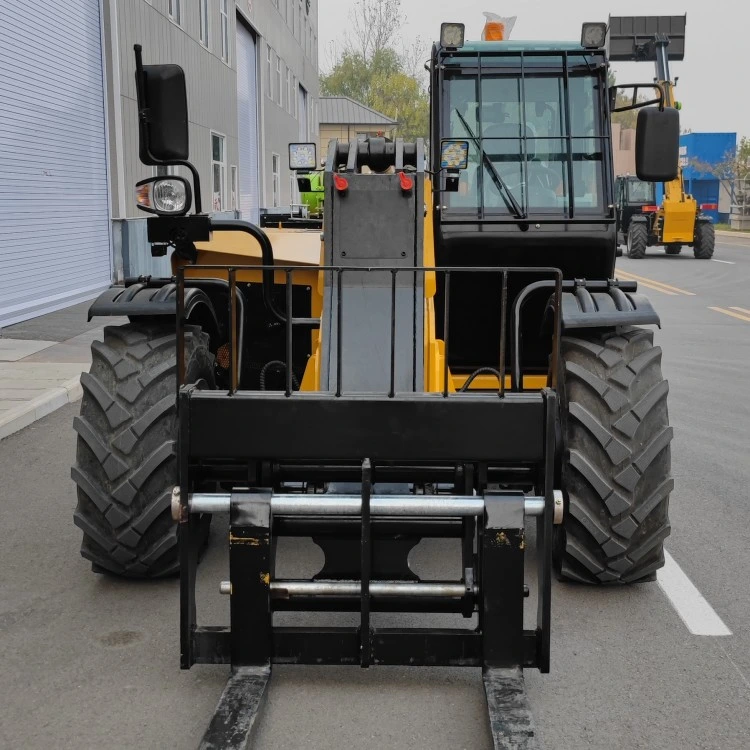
left=220, top=0, right=230, bottom=63
left=168, top=0, right=181, bottom=25
left=292, top=76, right=298, bottom=119
left=276, top=57, right=283, bottom=107
left=272, top=154, right=281, bottom=207
left=286, top=68, right=291, bottom=113
left=212, top=133, right=226, bottom=212
left=199, top=0, right=209, bottom=47
left=230, top=165, right=238, bottom=211
left=266, top=46, right=273, bottom=99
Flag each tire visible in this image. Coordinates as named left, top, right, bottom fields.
left=555, top=328, right=673, bottom=584
left=72, top=323, right=214, bottom=578
left=626, top=223, right=648, bottom=259
left=665, top=244, right=682, bottom=255
left=693, top=222, right=715, bottom=259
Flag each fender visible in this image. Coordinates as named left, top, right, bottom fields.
left=560, top=282, right=660, bottom=330
left=88, top=281, right=224, bottom=343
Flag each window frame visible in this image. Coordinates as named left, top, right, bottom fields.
left=211, top=131, right=227, bottom=213
left=271, top=153, right=281, bottom=208
left=442, top=61, right=608, bottom=220
left=168, top=0, right=182, bottom=25
left=266, top=46, right=273, bottom=99
left=199, top=0, right=210, bottom=48
left=230, top=165, right=239, bottom=211
left=220, top=0, right=230, bottom=64
left=276, top=56, right=283, bottom=107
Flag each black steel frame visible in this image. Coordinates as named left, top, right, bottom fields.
left=176, top=260, right=560, bottom=748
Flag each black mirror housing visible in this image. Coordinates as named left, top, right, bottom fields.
left=636, top=107, right=680, bottom=182
left=137, top=64, right=190, bottom=164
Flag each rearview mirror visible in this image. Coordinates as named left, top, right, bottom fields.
left=636, top=107, right=679, bottom=182
left=136, top=50, right=189, bottom=164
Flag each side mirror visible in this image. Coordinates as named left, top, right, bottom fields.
left=636, top=107, right=680, bottom=182
left=136, top=48, right=189, bottom=164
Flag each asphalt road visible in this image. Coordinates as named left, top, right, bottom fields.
left=1, top=235, right=749, bottom=750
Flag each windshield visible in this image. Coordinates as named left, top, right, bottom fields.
left=627, top=179, right=655, bottom=203
left=443, top=56, right=606, bottom=218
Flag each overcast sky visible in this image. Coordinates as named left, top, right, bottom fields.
left=319, top=0, right=750, bottom=140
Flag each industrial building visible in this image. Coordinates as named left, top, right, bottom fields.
left=0, top=0, right=319, bottom=327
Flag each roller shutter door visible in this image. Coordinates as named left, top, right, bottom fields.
left=0, top=0, right=111, bottom=327
left=236, top=21, right=260, bottom=224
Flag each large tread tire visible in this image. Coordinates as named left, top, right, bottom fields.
left=693, top=222, right=715, bottom=259
left=72, top=323, right=214, bottom=578
left=626, top=223, right=648, bottom=259
left=665, top=244, right=682, bottom=255
left=555, top=327, right=673, bottom=584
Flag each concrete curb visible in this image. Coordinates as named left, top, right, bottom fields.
left=0, top=375, right=82, bottom=441
left=716, top=229, right=750, bottom=240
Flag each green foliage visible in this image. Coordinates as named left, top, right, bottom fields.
left=321, top=0, right=429, bottom=141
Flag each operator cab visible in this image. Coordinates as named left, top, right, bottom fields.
left=431, top=38, right=615, bottom=280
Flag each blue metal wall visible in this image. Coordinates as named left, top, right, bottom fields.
left=679, top=132, right=736, bottom=223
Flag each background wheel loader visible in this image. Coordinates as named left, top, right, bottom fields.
left=610, top=15, right=715, bottom=259
left=72, top=16, right=680, bottom=747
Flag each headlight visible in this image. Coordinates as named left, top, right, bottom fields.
left=135, top=175, right=192, bottom=215
left=153, top=178, right=187, bottom=213
left=440, top=23, right=465, bottom=49
left=581, top=22, right=607, bottom=49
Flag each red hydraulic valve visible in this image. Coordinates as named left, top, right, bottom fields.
left=334, top=174, right=349, bottom=193
left=399, top=171, right=414, bottom=193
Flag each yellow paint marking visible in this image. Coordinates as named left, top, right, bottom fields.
left=617, top=277, right=678, bottom=296
left=709, top=307, right=750, bottom=323
left=616, top=269, right=695, bottom=296
left=730, top=307, right=750, bottom=316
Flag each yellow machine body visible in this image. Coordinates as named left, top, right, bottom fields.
left=655, top=80, right=699, bottom=244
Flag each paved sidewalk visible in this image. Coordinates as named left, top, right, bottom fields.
left=0, top=303, right=126, bottom=441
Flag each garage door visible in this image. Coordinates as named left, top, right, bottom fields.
left=236, top=21, right=260, bottom=224
left=0, top=0, right=111, bottom=327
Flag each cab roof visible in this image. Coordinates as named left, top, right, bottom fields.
left=448, top=40, right=597, bottom=53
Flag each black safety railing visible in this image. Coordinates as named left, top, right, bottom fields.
left=176, top=264, right=564, bottom=398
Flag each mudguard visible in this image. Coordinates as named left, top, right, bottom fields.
left=560, top=282, right=660, bottom=330
left=88, top=282, right=222, bottom=340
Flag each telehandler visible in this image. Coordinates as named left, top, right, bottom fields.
left=72, top=17, right=679, bottom=748
left=609, top=15, right=715, bottom=259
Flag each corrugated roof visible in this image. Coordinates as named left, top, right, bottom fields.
left=319, top=96, right=398, bottom=126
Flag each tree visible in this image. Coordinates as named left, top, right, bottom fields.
left=690, top=136, right=750, bottom=181
left=348, top=0, right=402, bottom=63
left=690, top=137, right=750, bottom=218
left=320, top=0, right=429, bottom=141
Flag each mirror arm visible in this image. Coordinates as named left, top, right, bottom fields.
left=610, top=82, right=667, bottom=113
left=172, top=162, right=203, bottom=215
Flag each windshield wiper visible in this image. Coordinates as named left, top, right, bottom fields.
left=454, top=109, right=527, bottom=220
